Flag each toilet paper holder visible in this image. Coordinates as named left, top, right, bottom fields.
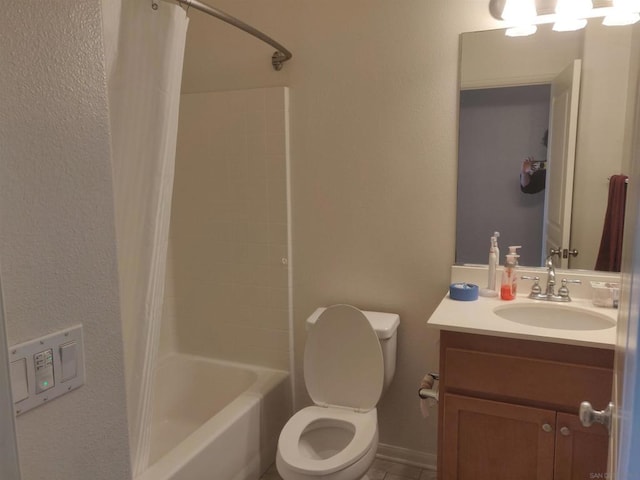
left=418, top=372, right=439, bottom=401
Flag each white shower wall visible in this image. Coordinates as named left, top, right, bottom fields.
left=160, top=87, right=291, bottom=370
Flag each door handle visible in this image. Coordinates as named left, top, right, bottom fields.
left=579, top=401, right=614, bottom=434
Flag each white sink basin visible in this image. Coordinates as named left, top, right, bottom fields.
left=493, top=303, right=616, bottom=331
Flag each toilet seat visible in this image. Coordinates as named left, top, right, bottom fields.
left=304, top=304, right=384, bottom=411
left=277, top=406, right=378, bottom=476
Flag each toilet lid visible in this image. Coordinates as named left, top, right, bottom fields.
left=304, top=304, right=384, bottom=411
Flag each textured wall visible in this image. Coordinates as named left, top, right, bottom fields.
left=180, top=0, right=500, bottom=461
left=0, top=1, right=131, bottom=479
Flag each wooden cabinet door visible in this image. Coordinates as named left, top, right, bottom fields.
left=442, top=394, right=556, bottom=480
left=554, top=412, right=609, bottom=480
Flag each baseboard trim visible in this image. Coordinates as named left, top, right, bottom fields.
left=376, top=443, right=437, bottom=472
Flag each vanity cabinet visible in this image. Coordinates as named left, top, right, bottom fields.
left=437, top=331, right=613, bottom=480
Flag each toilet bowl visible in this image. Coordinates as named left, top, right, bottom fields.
left=276, top=407, right=378, bottom=480
left=276, top=304, right=399, bottom=480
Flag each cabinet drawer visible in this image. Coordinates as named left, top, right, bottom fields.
left=444, top=347, right=613, bottom=411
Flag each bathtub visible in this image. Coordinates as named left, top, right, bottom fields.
left=136, top=353, right=291, bottom=480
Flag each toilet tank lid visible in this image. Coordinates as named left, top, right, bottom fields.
left=306, top=307, right=399, bottom=339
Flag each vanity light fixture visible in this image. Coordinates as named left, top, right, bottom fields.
left=490, top=0, right=638, bottom=35
left=602, top=0, right=640, bottom=25
left=502, top=0, right=539, bottom=36
left=553, top=0, right=593, bottom=31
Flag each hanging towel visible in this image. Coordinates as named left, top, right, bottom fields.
left=595, top=175, right=629, bottom=272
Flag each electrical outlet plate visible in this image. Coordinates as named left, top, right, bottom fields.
left=9, top=325, right=84, bottom=415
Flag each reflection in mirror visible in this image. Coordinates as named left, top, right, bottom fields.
left=456, top=21, right=640, bottom=270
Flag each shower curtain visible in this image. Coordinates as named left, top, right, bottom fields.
left=103, top=1, right=189, bottom=475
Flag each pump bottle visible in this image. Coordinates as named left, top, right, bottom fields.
left=480, top=232, right=500, bottom=297
left=500, top=245, right=521, bottom=301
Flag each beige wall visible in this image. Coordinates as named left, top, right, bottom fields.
left=181, top=0, right=500, bottom=460
left=161, top=87, right=291, bottom=370
left=0, top=1, right=131, bottom=479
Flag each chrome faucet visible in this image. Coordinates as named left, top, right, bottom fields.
left=544, top=254, right=557, bottom=297
left=521, top=251, right=581, bottom=302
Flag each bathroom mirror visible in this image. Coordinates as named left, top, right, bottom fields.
left=456, top=20, right=639, bottom=270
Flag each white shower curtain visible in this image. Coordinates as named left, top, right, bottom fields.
left=103, top=1, right=189, bottom=475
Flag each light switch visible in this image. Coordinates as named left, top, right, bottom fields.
left=60, top=341, right=78, bottom=382
left=10, top=358, right=29, bottom=403
left=34, top=349, right=55, bottom=394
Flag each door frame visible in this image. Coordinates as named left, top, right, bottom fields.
left=543, top=60, right=581, bottom=269
left=613, top=71, right=640, bottom=479
left=0, top=271, right=21, bottom=479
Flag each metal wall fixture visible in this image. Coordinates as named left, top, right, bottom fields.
left=152, top=0, right=293, bottom=71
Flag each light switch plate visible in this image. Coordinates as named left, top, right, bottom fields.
left=9, top=325, right=84, bottom=415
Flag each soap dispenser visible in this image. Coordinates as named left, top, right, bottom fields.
left=480, top=231, right=500, bottom=297
left=500, top=245, right=521, bottom=301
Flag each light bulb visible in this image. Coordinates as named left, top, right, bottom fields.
left=502, top=0, right=537, bottom=37
left=502, top=0, right=537, bottom=23
left=554, top=0, right=592, bottom=31
left=506, top=25, right=538, bottom=36
left=555, top=0, right=593, bottom=17
left=603, top=0, right=640, bottom=25
left=553, top=18, right=588, bottom=30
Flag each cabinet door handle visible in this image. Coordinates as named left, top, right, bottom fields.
left=560, top=426, right=570, bottom=436
left=542, top=423, right=553, bottom=433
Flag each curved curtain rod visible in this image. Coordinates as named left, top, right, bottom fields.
left=155, top=0, right=292, bottom=70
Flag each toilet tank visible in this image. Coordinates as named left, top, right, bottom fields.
left=306, top=307, right=400, bottom=392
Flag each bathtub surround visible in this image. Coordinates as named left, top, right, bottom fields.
left=0, top=1, right=131, bottom=479
left=105, top=1, right=189, bottom=475
left=161, top=87, right=291, bottom=371
left=154, top=86, right=291, bottom=479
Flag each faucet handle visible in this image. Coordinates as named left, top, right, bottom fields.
left=521, top=275, right=542, bottom=295
left=558, top=278, right=582, bottom=299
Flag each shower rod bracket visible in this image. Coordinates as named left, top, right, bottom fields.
left=272, top=51, right=287, bottom=71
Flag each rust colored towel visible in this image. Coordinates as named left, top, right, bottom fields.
left=595, top=175, right=629, bottom=272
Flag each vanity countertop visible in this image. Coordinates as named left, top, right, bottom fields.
left=427, top=293, right=617, bottom=349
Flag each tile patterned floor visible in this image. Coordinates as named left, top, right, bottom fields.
left=260, top=458, right=437, bottom=480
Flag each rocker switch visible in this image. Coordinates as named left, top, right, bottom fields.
left=9, top=358, right=29, bottom=403
left=60, top=341, right=78, bottom=382
left=34, top=349, right=54, bottom=394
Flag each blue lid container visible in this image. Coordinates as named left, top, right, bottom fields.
left=449, top=283, right=479, bottom=301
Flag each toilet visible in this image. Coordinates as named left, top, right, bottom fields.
left=276, top=304, right=400, bottom=480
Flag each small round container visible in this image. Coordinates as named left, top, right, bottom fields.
left=449, top=283, right=479, bottom=301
